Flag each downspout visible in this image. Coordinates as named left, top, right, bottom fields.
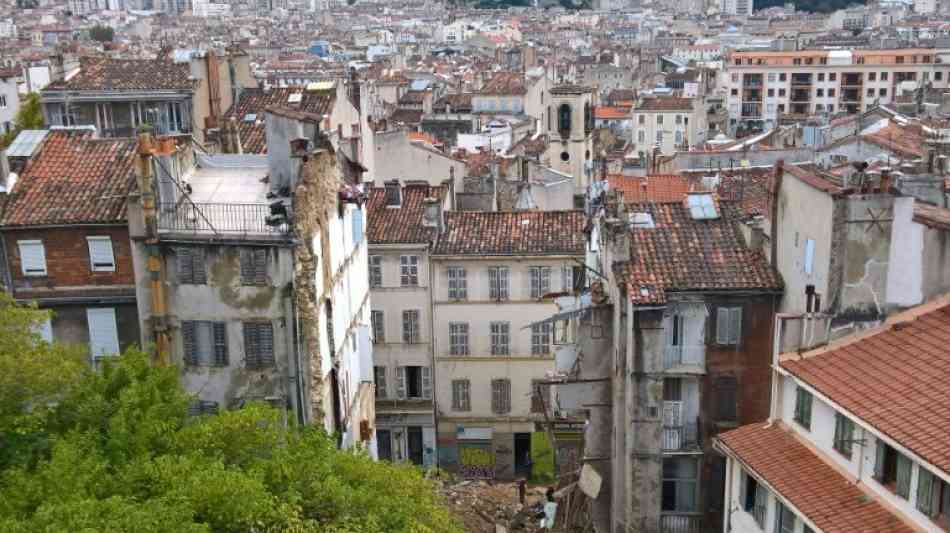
left=770, top=159, right=783, bottom=268
left=137, top=133, right=170, bottom=365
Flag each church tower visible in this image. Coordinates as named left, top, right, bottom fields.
left=545, top=85, right=594, bottom=193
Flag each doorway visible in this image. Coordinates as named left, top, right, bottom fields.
left=407, top=427, right=424, bottom=465
left=514, top=433, right=532, bottom=478
left=377, top=430, right=392, bottom=461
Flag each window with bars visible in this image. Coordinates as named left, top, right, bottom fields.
left=490, top=321, right=510, bottom=356
left=447, top=266, right=467, bottom=300
left=374, top=366, right=387, bottom=398
left=371, top=310, right=384, bottom=344
left=181, top=320, right=228, bottom=366
left=402, top=310, right=420, bottom=344
left=400, top=255, right=419, bottom=286
left=529, top=266, right=551, bottom=299
left=452, top=379, right=471, bottom=411
left=240, top=248, right=268, bottom=285
left=176, top=247, right=207, bottom=284
left=243, top=321, right=275, bottom=369
left=488, top=266, right=509, bottom=301
left=716, top=306, right=742, bottom=345
left=531, top=322, right=552, bottom=355
left=793, top=386, right=812, bottom=430
left=449, top=322, right=469, bottom=355
left=491, top=378, right=511, bottom=414
left=369, top=255, right=382, bottom=287
left=833, top=412, right=854, bottom=459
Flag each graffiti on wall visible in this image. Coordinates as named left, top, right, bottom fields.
left=459, top=445, right=495, bottom=479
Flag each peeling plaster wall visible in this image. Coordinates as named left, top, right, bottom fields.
left=921, top=224, right=950, bottom=303
left=836, top=195, right=899, bottom=324
left=886, top=197, right=924, bottom=309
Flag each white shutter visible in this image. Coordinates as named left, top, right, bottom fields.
left=730, top=307, right=743, bottom=344
left=716, top=307, right=730, bottom=344
left=18, top=240, right=47, bottom=276
left=396, top=366, right=407, bottom=399
left=421, top=366, right=432, bottom=399
left=87, top=237, right=116, bottom=271
left=803, top=238, right=815, bottom=275
left=87, top=307, right=120, bottom=357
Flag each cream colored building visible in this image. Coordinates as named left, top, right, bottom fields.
left=631, top=95, right=708, bottom=158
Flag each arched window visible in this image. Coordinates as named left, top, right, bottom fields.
left=584, top=102, right=593, bottom=134
left=558, top=103, right=572, bottom=134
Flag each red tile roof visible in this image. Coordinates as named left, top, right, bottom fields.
left=784, top=164, right=843, bottom=195
left=223, top=87, right=335, bottom=154
left=0, top=131, right=136, bottom=227
left=432, top=210, right=585, bottom=256
left=718, top=423, right=914, bottom=533
left=45, top=57, right=193, bottom=92
left=863, top=123, right=926, bottom=160
left=367, top=184, right=447, bottom=245
left=912, top=202, right=950, bottom=231
left=635, top=97, right=694, bottom=112
left=608, top=174, right=693, bottom=203
left=594, top=106, right=630, bottom=120
left=623, top=201, right=782, bottom=304
left=479, top=72, right=527, bottom=96
left=780, top=299, right=950, bottom=474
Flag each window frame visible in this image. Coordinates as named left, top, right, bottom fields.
left=715, top=306, right=743, bottom=345
left=661, top=457, right=699, bottom=513
left=181, top=320, right=229, bottom=366
left=87, top=236, right=116, bottom=272
left=491, top=378, right=511, bottom=414
left=17, top=239, right=47, bottom=277
left=176, top=246, right=207, bottom=285
left=449, top=321, right=470, bottom=356
left=833, top=411, right=854, bottom=459
left=452, top=379, right=471, bottom=411
left=793, top=386, right=813, bottom=430
left=369, top=255, right=383, bottom=288
left=243, top=321, right=275, bottom=369
left=371, top=310, right=384, bottom=344
left=402, top=309, right=421, bottom=344
left=531, top=322, right=552, bottom=355
left=490, top=321, right=511, bottom=356
left=529, top=265, right=551, bottom=299
left=488, top=266, right=510, bottom=301
left=399, top=255, right=419, bottom=287
left=240, top=248, right=268, bottom=286
left=447, top=266, right=467, bottom=300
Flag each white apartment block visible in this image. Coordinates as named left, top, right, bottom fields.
left=631, top=96, right=708, bottom=158
left=725, top=49, right=950, bottom=132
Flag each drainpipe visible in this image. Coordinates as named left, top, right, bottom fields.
left=770, top=160, right=784, bottom=268
left=136, top=133, right=170, bottom=365
left=285, top=277, right=303, bottom=426
left=428, top=251, right=440, bottom=471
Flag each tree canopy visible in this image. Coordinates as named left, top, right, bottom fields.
left=89, top=24, right=115, bottom=43
left=0, top=294, right=461, bottom=532
left=0, top=93, right=44, bottom=149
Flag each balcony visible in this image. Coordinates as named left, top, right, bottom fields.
left=662, top=422, right=701, bottom=452
left=841, top=74, right=863, bottom=87
left=660, top=514, right=704, bottom=533
left=790, top=74, right=813, bottom=86
left=157, top=202, right=289, bottom=238
left=790, top=91, right=811, bottom=103
left=663, top=345, right=705, bottom=371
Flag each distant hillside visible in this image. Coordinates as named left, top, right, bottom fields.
left=469, top=0, right=591, bottom=8
left=755, top=0, right=864, bottom=13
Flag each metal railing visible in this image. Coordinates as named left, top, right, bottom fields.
left=662, top=422, right=700, bottom=451
left=660, top=514, right=704, bottom=533
left=663, top=345, right=704, bottom=369
left=157, top=202, right=288, bottom=236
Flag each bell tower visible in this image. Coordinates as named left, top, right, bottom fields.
left=545, top=85, right=594, bottom=192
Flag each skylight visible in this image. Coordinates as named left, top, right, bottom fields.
left=243, top=113, right=257, bottom=123
left=287, top=93, right=303, bottom=104
left=686, top=193, right=718, bottom=220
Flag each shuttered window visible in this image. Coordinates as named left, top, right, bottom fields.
left=371, top=310, right=384, bottom=343
left=243, top=321, right=275, bottom=369
left=374, top=366, right=387, bottom=398
left=447, top=267, right=467, bottom=300
left=531, top=322, right=552, bottom=355
left=176, top=247, right=207, bottom=285
left=87, top=307, right=120, bottom=358
left=449, top=322, right=469, bottom=355
left=400, top=255, right=419, bottom=286
left=488, top=266, right=509, bottom=301
left=452, top=379, right=471, bottom=411
left=833, top=412, right=854, bottom=458
left=530, top=266, right=551, bottom=299
left=369, top=255, right=382, bottom=287
left=240, top=248, right=268, bottom=285
left=87, top=236, right=116, bottom=272
left=181, top=320, right=228, bottom=366
left=402, top=310, right=420, bottom=344
left=793, top=386, right=813, bottom=430
left=715, top=376, right=738, bottom=421
left=715, top=306, right=742, bottom=345
left=491, top=378, right=511, bottom=414
left=18, top=240, right=47, bottom=276
left=187, top=400, right=219, bottom=416
left=531, top=380, right=548, bottom=413
left=490, top=321, right=510, bottom=356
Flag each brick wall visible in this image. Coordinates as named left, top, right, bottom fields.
left=3, top=225, right=135, bottom=293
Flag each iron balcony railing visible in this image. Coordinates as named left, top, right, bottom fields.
left=663, top=345, right=704, bottom=369
left=662, top=422, right=701, bottom=452
left=660, top=514, right=704, bottom=533
left=158, top=202, right=289, bottom=236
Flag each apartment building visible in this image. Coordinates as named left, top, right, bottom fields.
left=0, top=130, right=140, bottom=358
left=725, top=49, right=950, bottom=132
left=430, top=210, right=585, bottom=480
left=366, top=181, right=453, bottom=466
left=631, top=95, right=708, bottom=158
left=716, top=297, right=950, bottom=533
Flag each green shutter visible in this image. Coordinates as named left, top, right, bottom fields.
left=212, top=322, right=228, bottom=366
left=182, top=320, right=197, bottom=365
left=917, top=468, right=934, bottom=516
left=873, top=441, right=886, bottom=481
left=896, top=453, right=912, bottom=498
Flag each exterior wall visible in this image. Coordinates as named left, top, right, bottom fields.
left=631, top=107, right=705, bottom=156
left=920, top=223, right=950, bottom=304
left=42, top=303, right=140, bottom=356
left=0, top=77, right=18, bottom=133
left=545, top=90, right=594, bottom=191
left=365, top=129, right=465, bottom=186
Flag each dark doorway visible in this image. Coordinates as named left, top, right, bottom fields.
left=377, top=430, right=392, bottom=461
left=514, top=433, right=532, bottom=477
left=329, top=368, right=343, bottom=447
left=407, top=427, right=424, bottom=465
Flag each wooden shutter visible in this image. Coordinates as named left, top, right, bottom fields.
left=87, top=237, right=115, bottom=271
left=500, top=267, right=509, bottom=300
left=663, top=400, right=684, bottom=427
left=873, top=441, right=886, bottom=481
left=182, top=320, right=197, bottom=364
left=396, top=366, right=406, bottom=399
left=258, top=322, right=274, bottom=367
left=87, top=307, right=120, bottom=357
left=917, top=468, right=934, bottom=516
left=191, top=248, right=206, bottom=284
left=253, top=249, right=267, bottom=284
left=243, top=322, right=259, bottom=368
left=896, top=453, right=912, bottom=498
left=18, top=240, right=46, bottom=276
left=212, top=322, right=228, bottom=366
left=489, top=267, right=498, bottom=299
left=461, top=381, right=470, bottom=411
left=421, top=366, right=432, bottom=399
left=730, top=307, right=742, bottom=344
left=177, top=247, right=193, bottom=283
left=716, top=307, right=730, bottom=344
left=541, top=267, right=550, bottom=295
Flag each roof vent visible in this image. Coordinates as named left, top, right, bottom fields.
left=686, top=193, right=718, bottom=220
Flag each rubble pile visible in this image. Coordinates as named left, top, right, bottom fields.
left=439, top=478, right=549, bottom=532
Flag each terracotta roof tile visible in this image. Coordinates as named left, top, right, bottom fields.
left=780, top=301, right=950, bottom=474
left=45, top=57, right=193, bottom=92
left=623, top=201, right=782, bottom=304
left=0, top=131, right=136, bottom=227
left=635, top=97, right=694, bottom=112
left=479, top=72, right=527, bottom=96
left=608, top=174, right=693, bottom=203
left=912, top=202, right=950, bottom=231
left=432, top=210, right=585, bottom=256
left=594, top=106, right=630, bottom=120
left=223, top=87, right=335, bottom=154
left=718, top=423, right=914, bottom=533
left=367, top=184, right=447, bottom=245
left=784, top=164, right=843, bottom=195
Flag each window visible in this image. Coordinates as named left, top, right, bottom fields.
left=181, top=320, right=228, bottom=366
left=874, top=440, right=912, bottom=498
left=868, top=72, right=876, bottom=81
left=867, top=88, right=874, bottom=98
left=657, top=114, right=664, bottom=125
left=562, top=265, right=576, bottom=292
left=449, top=322, right=469, bottom=355
left=833, top=412, right=855, bottom=459
left=491, top=378, right=511, bottom=414
left=490, top=321, right=510, bottom=356
left=0, top=95, right=6, bottom=108
left=818, top=73, right=825, bottom=82
left=716, top=376, right=738, bottom=421
left=488, top=266, right=509, bottom=301
left=896, top=56, right=904, bottom=64
left=793, top=386, right=813, bottom=430
left=530, top=266, right=551, bottom=299
left=828, top=88, right=836, bottom=97
left=816, top=88, right=824, bottom=97
left=396, top=366, right=431, bottom=399
left=828, top=104, right=834, bottom=113
left=804, top=238, right=815, bottom=275
left=557, top=103, right=572, bottom=132
left=371, top=310, right=384, bottom=343
left=452, top=379, right=471, bottom=411
left=188, top=400, right=219, bottom=416
left=351, top=209, right=363, bottom=246
left=87, top=236, right=116, bottom=272
left=742, top=471, right=768, bottom=528
left=87, top=307, right=120, bottom=358
left=176, top=247, right=206, bottom=284
left=243, top=321, right=275, bottom=369
left=936, top=71, right=944, bottom=81
left=715, top=306, right=742, bottom=345
left=778, top=104, right=785, bottom=113
left=779, top=88, right=786, bottom=97
left=531, top=322, right=552, bottom=355
left=767, top=73, right=776, bottom=82
left=17, top=240, right=46, bottom=276
left=531, top=379, right=547, bottom=413
left=637, top=130, right=645, bottom=143
left=374, top=366, right=387, bottom=398
left=767, top=88, right=775, bottom=97
left=369, top=255, right=382, bottom=287
left=400, top=255, right=419, bottom=286
left=731, top=73, right=739, bottom=82
left=675, top=114, right=682, bottom=125
left=793, top=58, right=801, bottom=65
left=240, top=248, right=268, bottom=285
left=881, top=72, right=888, bottom=81
left=447, top=266, right=467, bottom=300
left=775, top=501, right=796, bottom=533
left=915, top=466, right=949, bottom=518
left=879, top=88, right=887, bottom=97
left=402, top=310, right=420, bottom=344
left=662, top=458, right=698, bottom=512
left=829, top=73, right=837, bottom=81
left=779, top=73, right=787, bottom=81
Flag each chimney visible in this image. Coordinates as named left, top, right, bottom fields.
left=770, top=160, right=784, bottom=267
left=384, top=180, right=401, bottom=207
left=422, top=196, right=443, bottom=231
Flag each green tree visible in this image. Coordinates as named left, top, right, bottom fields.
left=0, top=297, right=461, bottom=532
left=0, top=93, right=44, bottom=149
left=88, top=24, right=114, bottom=43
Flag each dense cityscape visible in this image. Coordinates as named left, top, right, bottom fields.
left=0, top=0, right=949, bottom=531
